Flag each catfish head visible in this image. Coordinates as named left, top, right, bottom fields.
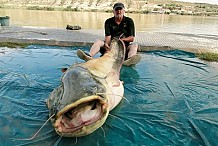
left=46, top=38, right=125, bottom=137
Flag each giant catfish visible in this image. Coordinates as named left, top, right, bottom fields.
left=46, top=38, right=125, bottom=137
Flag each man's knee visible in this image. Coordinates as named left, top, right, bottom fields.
left=128, top=43, right=138, bottom=51
left=90, top=39, right=105, bottom=57
left=94, top=39, right=104, bottom=46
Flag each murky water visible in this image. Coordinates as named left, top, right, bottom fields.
left=1, top=8, right=218, bottom=35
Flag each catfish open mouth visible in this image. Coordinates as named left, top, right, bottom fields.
left=54, top=97, right=109, bottom=136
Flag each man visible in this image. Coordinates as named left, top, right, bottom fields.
left=77, top=2, right=141, bottom=66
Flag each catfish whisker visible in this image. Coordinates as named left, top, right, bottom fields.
left=96, top=92, right=129, bottom=103
left=53, top=136, right=62, bottom=146
left=122, top=96, right=130, bottom=104
left=73, top=137, right=78, bottom=145
left=96, top=92, right=123, bottom=98
left=109, top=113, right=124, bottom=123
left=11, top=114, right=55, bottom=141
left=100, top=126, right=106, bottom=138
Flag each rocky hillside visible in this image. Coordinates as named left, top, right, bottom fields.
left=0, top=0, right=173, bottom=12
left=1, top=0, right=217, bottom=15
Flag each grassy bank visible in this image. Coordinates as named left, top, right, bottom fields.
left=0, top=42, right=30, bottom=48
left=196, top=52, right=218, bottom=61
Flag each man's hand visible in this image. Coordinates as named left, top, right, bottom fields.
left=104, top=43, right=110, bottom=50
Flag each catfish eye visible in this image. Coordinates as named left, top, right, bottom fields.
left=92, top=87, right=98, bottom=94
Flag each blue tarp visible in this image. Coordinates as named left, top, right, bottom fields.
left=0, top=45, right=217, bottom=146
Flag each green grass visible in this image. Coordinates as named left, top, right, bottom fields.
left=0, top=42, right=30, bottom=48
left=196, top=52, right=218, bottom=61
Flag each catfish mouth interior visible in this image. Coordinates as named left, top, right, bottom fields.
left=55, top=98, right=107, bottom=134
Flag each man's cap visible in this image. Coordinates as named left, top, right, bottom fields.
left=113, top=3, right=125, bottom=10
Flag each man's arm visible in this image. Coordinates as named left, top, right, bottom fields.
left=121, top=17, right=135, bottom=43
left=104, top=18, right=112, bottom=50
left=104, top=35, right=111, bottom=50
left=120, top=36, right=134, bottom=42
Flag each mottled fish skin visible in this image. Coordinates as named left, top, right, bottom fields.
left=46, top=38, right=125, bottom=137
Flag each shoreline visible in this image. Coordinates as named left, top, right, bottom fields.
left=1, top=6, right=218, bottom=17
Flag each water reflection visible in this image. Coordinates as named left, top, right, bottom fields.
left=1, top=8, right=218, bottom=35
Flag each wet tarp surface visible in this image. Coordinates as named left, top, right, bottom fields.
left=0, top=45, right=217, bottom=146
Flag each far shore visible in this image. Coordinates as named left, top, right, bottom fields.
left=1, top=5, right=218, bottom=17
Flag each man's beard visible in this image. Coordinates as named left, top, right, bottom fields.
left=115, top=14, right=123, bottom=19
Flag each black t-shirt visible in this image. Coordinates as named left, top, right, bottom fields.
left=104, top=16, right=135, bottom=44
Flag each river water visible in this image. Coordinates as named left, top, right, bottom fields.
left=1, top=8, right=218, bottom=36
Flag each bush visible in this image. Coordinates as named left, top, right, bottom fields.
left=196, top=52, right=218, bottom=61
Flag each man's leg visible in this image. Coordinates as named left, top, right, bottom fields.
left=77, top=39, right=104, bottom=61
left=90, top=39, right=104, bottom=57
left=126, top=44, right=138, bottom=58
left=123, top=44, right=141, bottom=66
